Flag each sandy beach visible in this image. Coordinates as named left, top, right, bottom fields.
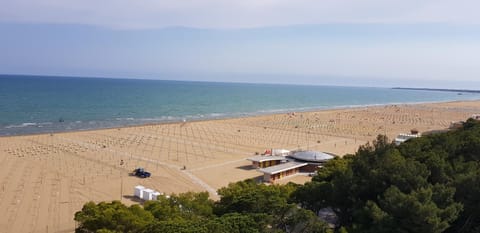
left=0, top=100, right=479, bottom=233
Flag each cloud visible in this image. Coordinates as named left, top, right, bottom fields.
left=1, top=0, right=480, bottom=29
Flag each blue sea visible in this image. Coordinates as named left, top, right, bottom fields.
left=1, top=74, right=479, bottom=136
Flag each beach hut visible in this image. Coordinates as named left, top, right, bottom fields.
left=318, top=207, right=339, bottom=228
left=151, top=191, right=162, bottom=201
left=449, top=121, right=464, bottom=129
left=134, top=185, right=145, bottom=199
left=394, top=133, right=421, bottom=145
left=142, top=188, right=154, bottom=201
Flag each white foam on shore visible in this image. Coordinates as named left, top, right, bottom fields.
left=5, top=122, right=38, bottom=128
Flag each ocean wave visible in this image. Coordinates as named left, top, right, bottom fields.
left=111, top=113, right=231, bottom=124
left=115, top=118, right=135, bottom=121
left=4, top=121, right=55, bottom=129
left=5, top=122, right=37, bottom=128
left=208, top=113, right=225, bottom=117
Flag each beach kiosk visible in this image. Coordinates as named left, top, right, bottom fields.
left=151, top=191, right=162, bottom=201
left=259, top=162, right=308, bottom=183
left=134, top=185, right=145, bottom=199
left=247, top=155, right=287, bottom=168
left=142, top=188, right=154, bottom=201
left=394, top=133, right=421, bottom=145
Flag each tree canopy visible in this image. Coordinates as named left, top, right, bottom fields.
left=293, top=119, right=480, bottom=233
left=75, top=181, right=330, bottom=233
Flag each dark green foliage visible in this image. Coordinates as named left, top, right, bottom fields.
left=215, top=179, right=330, bottom=233
left=141, top=220, right=210, bottom=233
left=282, top=207, right=333, bottom=233
left=210, top=213, right=263, bottom=233
left=294, top=120, right=480, bottom=233
left=74, top=201, right=154, bottom=233
left=75, top=180, right=329, bottom=233
left=141, top=213, right=264, bottom=233
left=143, top=191, right=214, bottom=221
left=215, top=179, right=297, bottom=215
left=366, top=185, right=461, bottom=233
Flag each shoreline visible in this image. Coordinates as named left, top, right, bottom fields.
left=393, top=87, right=480, bottom=94
left=2, top=99, right=479, bottom=138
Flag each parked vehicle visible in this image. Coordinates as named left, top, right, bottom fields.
left=133, top=167, right=151, bottom=178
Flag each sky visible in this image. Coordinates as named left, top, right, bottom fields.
left=1, top=0, right=480, bottom=88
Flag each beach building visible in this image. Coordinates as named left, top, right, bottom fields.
left=289, top=150, right=335, bottom=172
left=264, top=148, right=291, bottom=156
left=247, top=155, right=287, bottom=168
left=151, top=191, right=162, bottom=201
left=449, top=121, right=464, bottom=130
left=290, top=150, right=334, bottom=163
left=134, top=186, right=164, bottom=201
left=394, top=133, right=421, bottom=145
left=250, top=150, right=335, bottom=182
left=134, top=185, right=145, bottom=199
left=259, top=162, right=308, bottom=183
left=142, top=188, right=154, bottom=201
left=317, top=207, right=339, bottom=228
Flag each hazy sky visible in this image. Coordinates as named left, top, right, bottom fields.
left=1, top=0, right=480, bottom=88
